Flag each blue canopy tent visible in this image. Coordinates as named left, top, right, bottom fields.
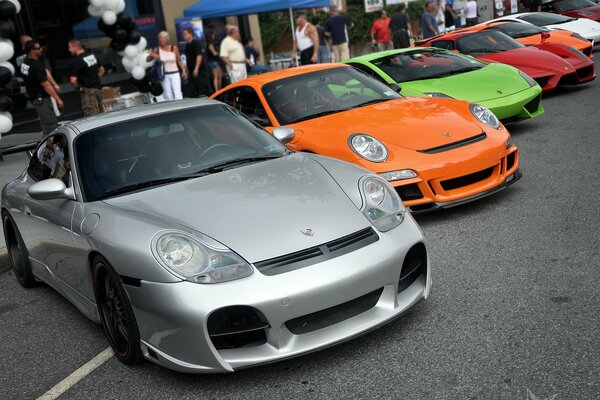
left=183, top=0, right=331, bottom=19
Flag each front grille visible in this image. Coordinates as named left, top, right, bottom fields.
left=506, top=152, right=516, bottom=171
left=254, top=227, right=379, bottom=276
left=583, top=46, right=592, bottom=57
left=440, top=167, right=494, bottom=191
left=207, top=306, right=269, bottom=350
left=576, top=65, right=594, bottom=79
left=285, top=287, right=384, bottom=335
left=396, top=183, right=423, bottom=200
left=560, top=73, right=579, bottom=85
left=534, top=76, right=550, bottom=88
left=500, top=115, right=520, bottom=125
left=398, top=243, right=427, bottom=293
left=417, top=132, right=487, bottom=154
left=524, top=94, right=541, bottom=114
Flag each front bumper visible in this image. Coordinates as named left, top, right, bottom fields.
left=124, top=215, right=430, bottom=373
left=479, top=86, right=544, bottom=123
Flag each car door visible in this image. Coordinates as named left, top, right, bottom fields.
left=23, top=131, right=78, bottom=287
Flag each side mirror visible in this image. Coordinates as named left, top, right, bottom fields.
left=388, top=83, right=402, bottom=93
left=541, top=32, right=550, bottom=42
left=272, top=127, right=295, bottom=144
left=28, top=178, right=75, bottom=200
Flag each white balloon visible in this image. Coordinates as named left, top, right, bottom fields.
left=0, top=61, right=15, bottom=76
left=115, top=0, right=126, bottom=13
left=131, top=65, right=145, bottom=80
left=0, top=39, right=14, bottom=63
left=137, top=53, right=150, bottom=68
left=0, top=112, right=13, bottom=134
left=87, top=4, right=104, bottom=17
left=91, top=0, right=106, bottom=8
left=123, top=63, right=134, bottom=73
left=124, top=45, right=139, bottom=59
left=121, top=56, right=136, bottom=70
left=6, top=0, right=21, bottom=14
left=105, top=0, right=119, bottom=10
left=102, top=10, right=117, bottom=25
left=135, top=37, right=147, bottom=52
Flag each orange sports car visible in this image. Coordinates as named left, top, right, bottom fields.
left=211, top=64, right=521, bottom=213
left=456, top=20, right=593, bottom=57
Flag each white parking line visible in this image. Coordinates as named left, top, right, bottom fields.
left=37, top=347, right=114, bottom=400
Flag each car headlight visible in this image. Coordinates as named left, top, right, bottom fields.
left=152, top=231, right=253, bottom=284
left=360, top=176, right=405, bottom=232
left=425, top=92, right=454, bottom=99
left=570, top=32, right=588, bottom=41
left=469, top=103, right=500, bottom=130
left=379, top=169, right=418, bottom=182
left=349, top=134, right=388, bottom=162
left=518, top=70, right=538, bottom=88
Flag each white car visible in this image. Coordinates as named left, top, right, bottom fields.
left=491, top=12, right=600, bottom=44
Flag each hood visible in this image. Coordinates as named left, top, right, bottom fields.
left=290, top=97, right=483, bottom=151
left=553, top=18, right=600, bottom=34
left=103, top=154, right=370, bottom=263
left=563, top=6, right=600, bottom=20
left=404, top=62, right=528, bottom=103
left=479, top=46, right=573, bottom=73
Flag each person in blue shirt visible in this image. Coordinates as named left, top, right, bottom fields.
left=421, top=1, right=439, bottom=39
left=244, top=37, right=270, bottom=74
left=324, top=4, right=353, bottom=62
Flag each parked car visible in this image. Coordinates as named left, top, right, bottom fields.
left=541, top=0, right=600, bottom=21
left=422, top=30, right=595, bottom=91
left=212, top=64, right=521, bottom=213
left=1, top=99, right=431, bottom=373
left=344, top=47, right=544, bottom=123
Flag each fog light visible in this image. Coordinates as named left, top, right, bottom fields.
left=379, top=169, right=418, bottom=182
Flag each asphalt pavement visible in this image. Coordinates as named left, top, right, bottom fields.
left=1, top=59, right=599, bottom=399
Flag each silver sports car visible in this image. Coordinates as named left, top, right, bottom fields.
left=1, top=99, right=431, bottom=373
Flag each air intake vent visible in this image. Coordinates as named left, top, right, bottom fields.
left=418, top=133, right=487, bottom=154
left=255, top=227, right=379, bottom=276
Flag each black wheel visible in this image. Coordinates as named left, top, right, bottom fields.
left=93, top=255, right=143, bottom=364
left=2, top=211, right=36, bottom=288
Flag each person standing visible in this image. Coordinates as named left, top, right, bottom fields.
left=312, top=17, right=331, bottom=63
left=68, top=39, right=105, bottom=116
left=292, top=14, right=319, bottom=66
left=182, top=27, right=213, bottom=97
left=244, top=37, right=270, bottom=74
left=422, top=1, right=440, bottom=39
left=390, top=4, right=412, bottom=49
left=371, top=10, right=393, bottom=52
left=220, top=27, right=248, bottom=84
left=445, top=3, right=457, bottom=32
left=148, top=31, right=187, bottom=101
left=206, top=31, right=223, bottom=92
left=436, top=0, right=446, bottom=34
left=325, top=4, right=353, bottom=62
left=20, top=40, right=63, bottom=137
left=464, top=0, right=479, bottom=26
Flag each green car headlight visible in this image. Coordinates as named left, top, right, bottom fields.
left=518, top=70, right=538, bottom=88
left=469, top=103, right=500, bottom=130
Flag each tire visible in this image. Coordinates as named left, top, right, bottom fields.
left=92, top=254, right=144, bottom=364
left=2, top=211, right=36, bottom=288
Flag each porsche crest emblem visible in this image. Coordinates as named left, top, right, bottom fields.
left=301, top=228, right=314, bottom=236
left=442, top=132, right=452, bottom=137
left=497, top=90, right=503, bottom=94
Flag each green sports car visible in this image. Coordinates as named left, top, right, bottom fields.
left=343, top=47, right=544, bottom=123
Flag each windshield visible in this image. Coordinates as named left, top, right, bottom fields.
left=261, top=67, right=401, bottom=125
left=488, top=22, right=547, bottom=38
left=371, top=49, right=486, bottom=82
left=518, top=12, right=577, bottom=25
left=75, top=104, right=288, bottom=201
left=457, top=31, right=524, bottom=55
left=554, top=0, right=597, bottom=11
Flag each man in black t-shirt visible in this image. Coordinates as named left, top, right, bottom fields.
left=183, top=28, right=213, bottom=97
left=20, top=40, right=64, bottom=136
left=390, top=4, right=412, bottom=49
left=68, top=39, right=105, bottom=116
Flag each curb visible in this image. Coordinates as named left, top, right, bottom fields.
left=0, top=247, right=9, bottom=275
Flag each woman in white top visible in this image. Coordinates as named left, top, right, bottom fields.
left=148, top=31, right=187, bottom=100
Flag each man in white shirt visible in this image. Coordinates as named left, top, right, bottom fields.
left=464, top=0, right=478, bottom=26
left=220, top=27, right=248, bottom=83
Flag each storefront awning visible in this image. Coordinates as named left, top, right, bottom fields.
left=183, top=0, right=330, bottom=18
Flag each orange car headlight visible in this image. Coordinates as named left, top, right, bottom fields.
left=470, top=103, right=500, bottom=130
left=349, top=134, right=388, bottom=162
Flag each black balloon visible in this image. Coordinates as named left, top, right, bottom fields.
left=0, top=19, right=16, bottom=39
left=150, top=80, right=163, bottom=96
left=97, top=19, right=115, bottom=36
left=0, top=66, right=12, bottom=86
left=127, top=30, right=141, bottom=45
left=0, top=2, right=17, bottom=19
left=109, top=39, right=127, bottom=52
left=116, top=13, right=135, bottom=31
left=133, top=77, right=150, bottom=93
left=113, top=28, right=127, bottom=42
left=0, top=94, right=13, bottom=112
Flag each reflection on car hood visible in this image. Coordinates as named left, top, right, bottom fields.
left=290, top=97, right=482, bottom=150
left=404, top=63, right=529, bottom=103
left=477, top=46, right=571, bottom=72
left=103, top=154, right=370, bottom=263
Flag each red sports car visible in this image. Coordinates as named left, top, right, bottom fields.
left=421, top=30, right=595, bottom=91
left=542, top=0, right=600, bottom=21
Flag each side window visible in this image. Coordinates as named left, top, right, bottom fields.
left=216, top=87, right=271, bottom=127
left=27, top=134, right=71, bottom=187
left=349, top=63, right=388, bottom=85
left=431, top=40, right=455, bottom=50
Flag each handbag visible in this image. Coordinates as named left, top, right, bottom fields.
left=151, top=50, right=165, bottom=81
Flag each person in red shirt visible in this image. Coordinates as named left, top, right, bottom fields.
left=370, top=10, right=393, bottom=51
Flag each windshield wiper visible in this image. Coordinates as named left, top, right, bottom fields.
left=102, top=173, right=210, bottom=197
left=196, top=154, right=283, bottom=173
left=292, top=109, right=348, bottom=123
left=352, top=98, right=390, bottom=108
